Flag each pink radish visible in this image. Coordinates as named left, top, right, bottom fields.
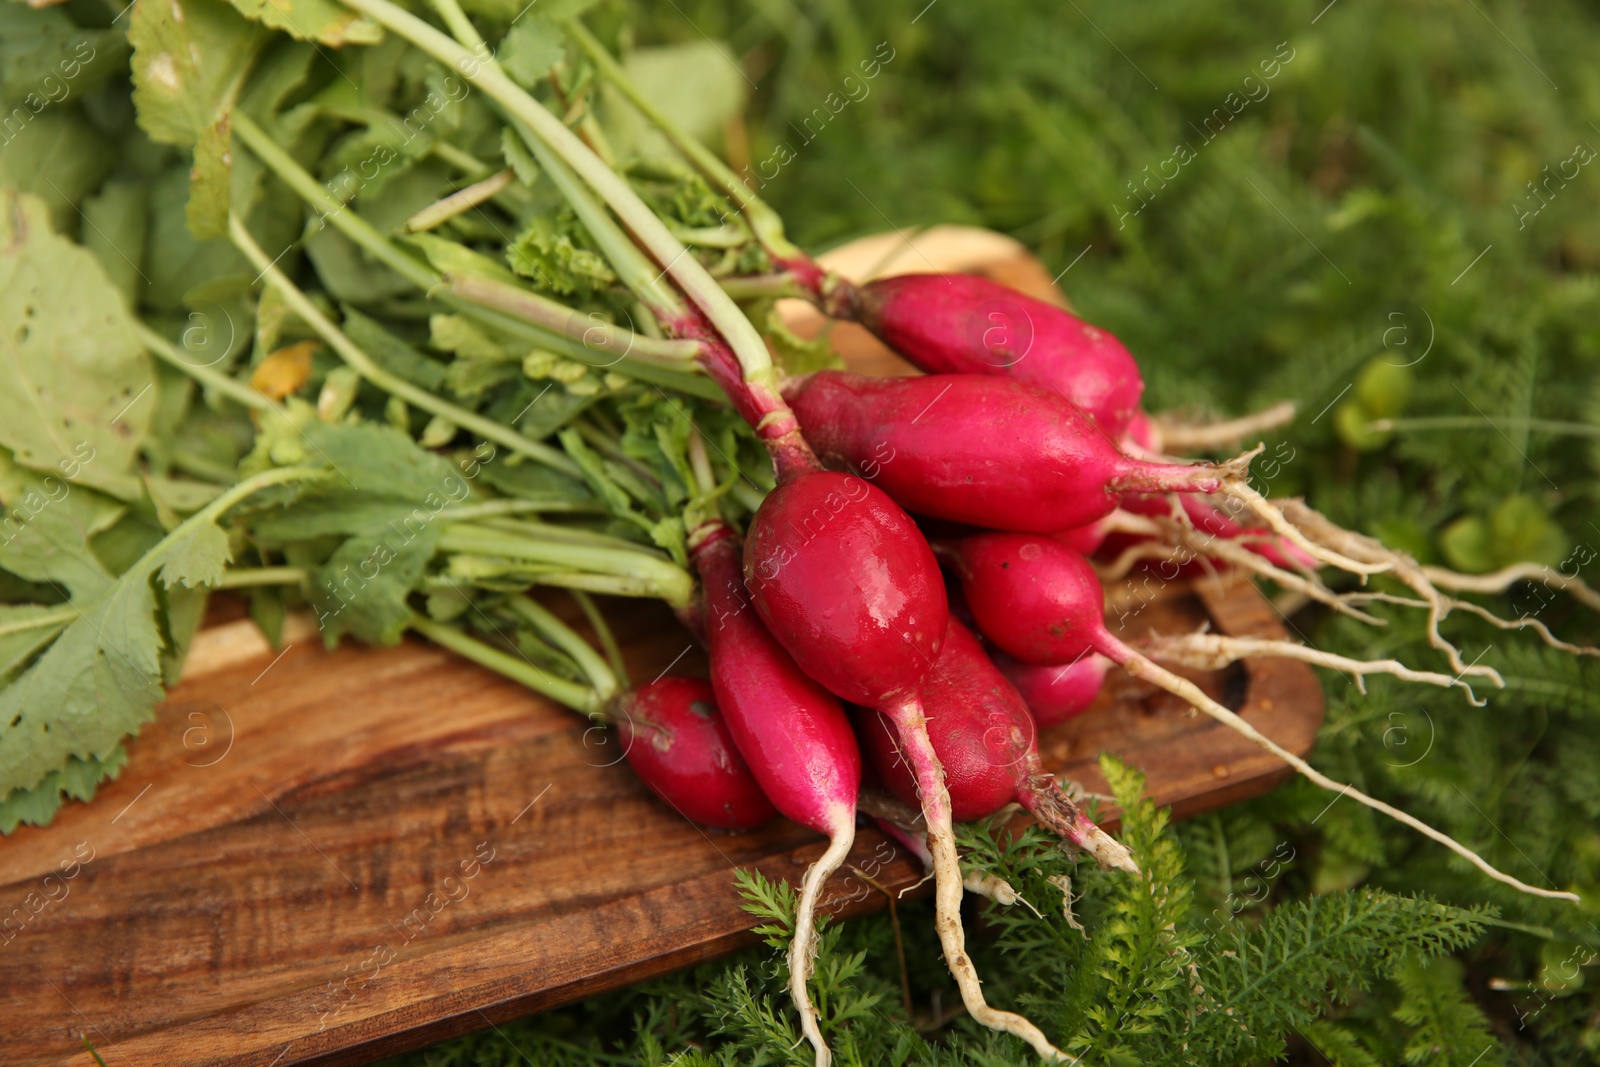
left=941, top=531, right=1579, bottom=903
left=783, top=371, right=1223, bottom=533
left=846, top=273, right=1145, bottom=436
left=992, top=649, right=1113, bottom=728
left=691, top=519, right=860, bottom=1066
left=742, top=467, right=1069, bottom=1060
left=613, top=676, right=779, bottom=831
left=857, top=617, right=1135, bottom=870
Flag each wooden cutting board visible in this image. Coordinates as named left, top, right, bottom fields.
left=0, top=230, right=1323, bottom=1067
left=0, top=574, right=1321, bottom=1067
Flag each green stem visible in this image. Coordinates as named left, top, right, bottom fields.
left=410, top=614, right=601, bottom=715
left=445, top=274, right=702, bottom=366
left=470, top=516, right=645, bottom=551
left=1368, top=416, right=1600, bottom=437
left=135, top=322, right=274, bottom=413
left=429, top=0, right=684, bottom=318
left=563, top=18, right=803, bottom=262
left=228, top=212, right=583, bottom=478
left=216, top=566, right=309, bottom=589
left=438, top=524, right=693, bottom=607
left=717, top=272, right=811, bottom=301
left=334, top=0, right=778, bottom=387
left=519, top=116, right=686, bottom=318
left=231, top=112, right=716, bottom=399
left=436, top=500, right=598, bottom=523
left=570, top=590, right=628, bottom=688
left=504, top=593, right=617, bottom=699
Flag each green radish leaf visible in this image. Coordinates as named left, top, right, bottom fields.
left=221, top=0, right=382, bottom=47
left=0, top=191, right=155, bottom=489
left=499, top=15, right=566, bottom=90
left=0, top=457, right=124, bottom=598
left=0, top=110, right=114, bottom=230
left=0, top=748, right=128, bottom=835
left=310, top=522, right=440, bottom=646
left=507, top=214, right=618, bottom=296
left=129, top=0, right=265, bottom=240
left=609, top=40, right=746, bottom=159
left=404, top=232, right=521, bottom=286
left=340, top=307, right=448, bottom=391
left=80, top=179, right=151, bottom=303
left=0, top=604, right=73, bottom=683
left=0, top=508, right=225, bottom=806
left=0, top=4, right=128, bottom=107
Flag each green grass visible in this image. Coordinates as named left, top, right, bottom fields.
left=386, top=1, right=1600, bottom=1062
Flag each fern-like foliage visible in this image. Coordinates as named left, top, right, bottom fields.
left=1391, top=954, right=1506, bottom=1067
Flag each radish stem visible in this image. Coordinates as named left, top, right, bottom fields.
left=215, top=566, right=310, bottom=589
left=570, top=590, right=629, bottom=687
left=403, top=168, right=516, bottom=233
left=230, top=115, right=720, bottom=401
left=409, top=614, right=602, bottom=714
left=335, top=0, right=780, bottom=389
left=134, top=322, right=275, bottom=413
left=562, top=18, right=806, bottom=263
left=445, top=274, right=704, bottom=366
left=504, top=593, right=619, bottom=699
left=437, top=525, right=693, bottom=608
left=229, top=213, right=583, bottom=478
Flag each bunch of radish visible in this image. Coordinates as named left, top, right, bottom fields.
left=209, top=11, right=1599, bottom=1060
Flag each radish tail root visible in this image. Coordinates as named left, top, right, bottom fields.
left=1422, top=562, right=1600, bottom=614
left=1152, top=400, right=1298, bottom=453
left=884, top=697, right=1071, bottom=1062
left=789, top=824, right=856, bottom=1067
left=1095, top=632, right=1579, bottom=903
left=1222, top=478, right=1392, bottom=577
left=1100, top=509, right=1385, bottom=625
left=1140, top=632, right=1486, bottom=705
left=1019, top=777, right=1140, bottom=874
left=1279, top=501, right=1520, bottom=680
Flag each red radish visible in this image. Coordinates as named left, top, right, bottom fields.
left=942, top=531, right=1579, bottom=903
left=691, top=519, right=860, bottom=1067
left=613, top=676, right=778, bottom=831
left=858, top=618, right=1136, bottom=871
left=784, top=371, right=1223, bottom=533
left=742, top=467, right=1068, bottom=1061
left=992, top=649, right=1112, bottom=728
left=847, top=273, right=1145, bottom=436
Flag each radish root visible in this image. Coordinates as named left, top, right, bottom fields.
left=1152, top=400, right=1298, bottom=452
left=1019, top=778, right=1140, bottom=874
left=885, top=698, right=1072, bottom=1062
left=1099, top=508, right=1386, bottom=625
left=1223, top=476, right=1392, bottom=577
left=1422, top=562, right=1600, bottom=613
left=790, top=824, right=856, bottom=1067
left=1096, top=632, right=1579, bottom=903
left=1140, top=631, right=1486, bottom=705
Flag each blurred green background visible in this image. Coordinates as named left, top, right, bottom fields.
left=382, top=1, right=1600, bottom=1064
